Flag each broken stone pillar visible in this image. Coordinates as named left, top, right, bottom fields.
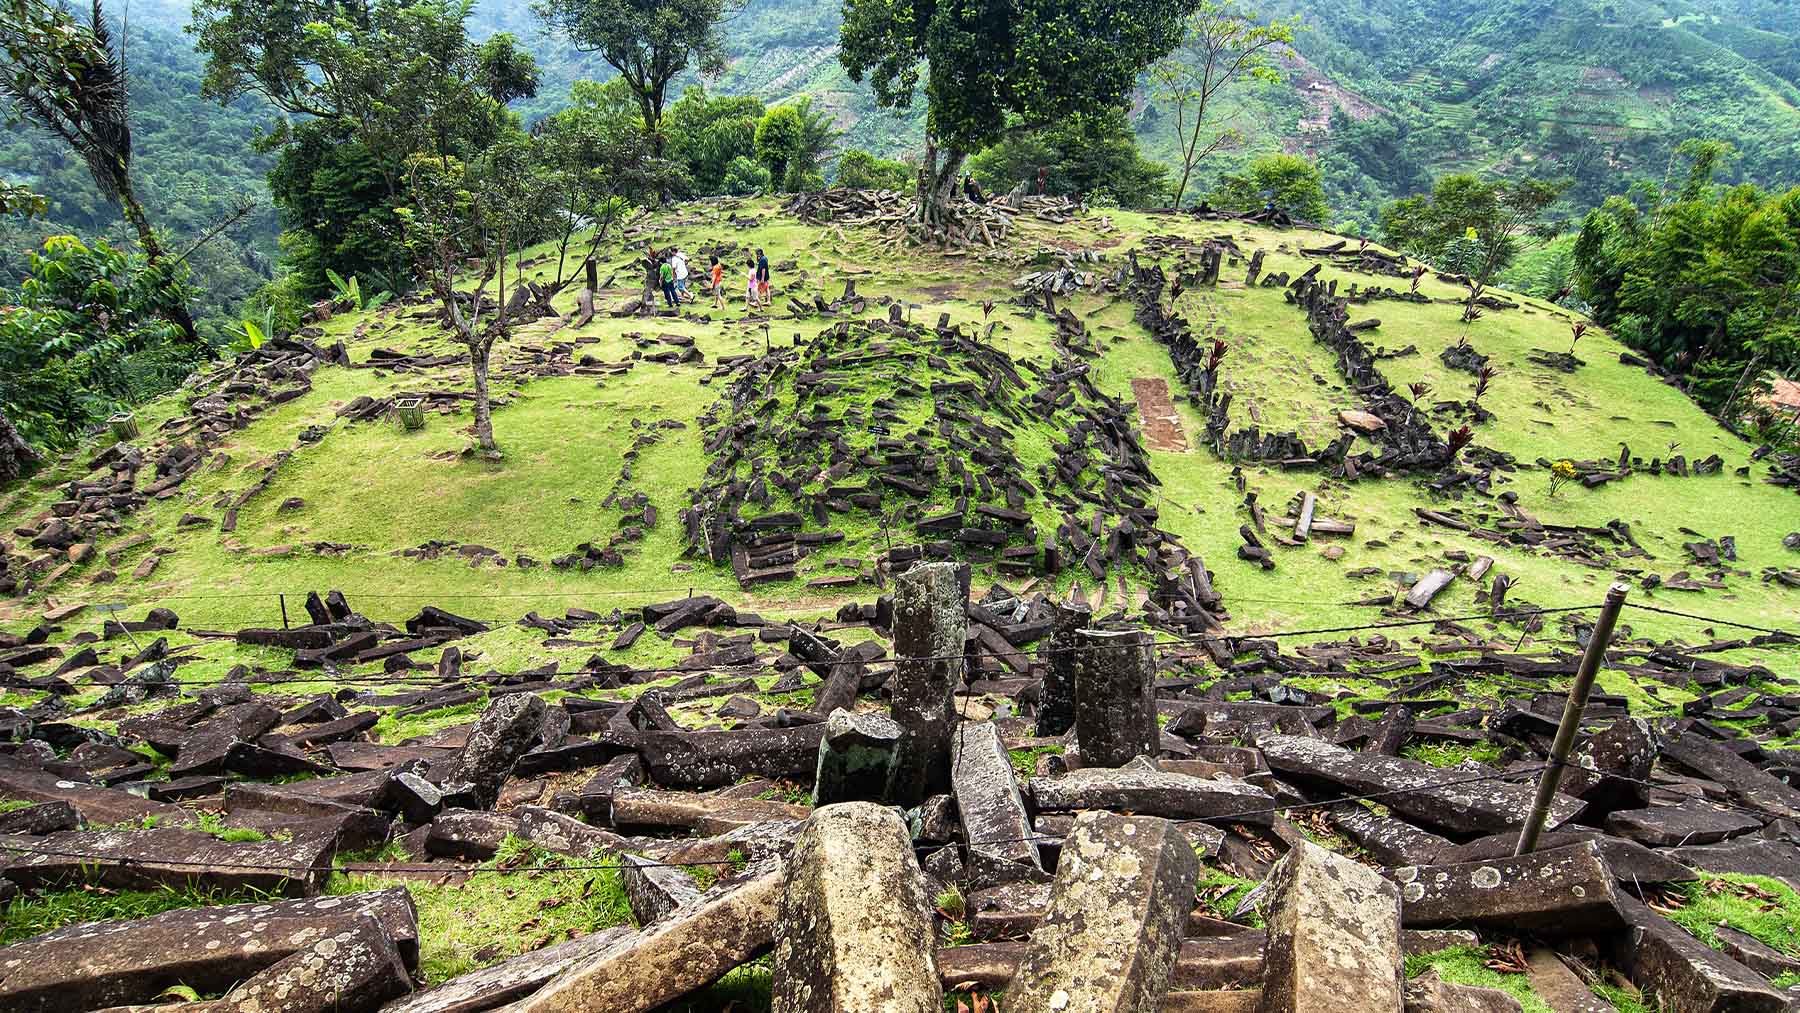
left=1073, top=628, right=1158, bottom=767
left=1033, top=598, right=1090, bottom=737
left=889, top=562, right=966, bottom=806
left=812, top=708, right=901, bottom=805
left=950, top=721, right=1045, bottom=887
left=1394, top=841, right=1623, bottom=934
left=517, top=868, right=780, bottom=1012
left=442, top=693, right=547, bottom=809
left=1006, top=812, right=1199, bottom=1013
left=212, top=914, right=412, bottom=1013
left=1259, top=839, right=1404, bottom=1013
left=1403, top=967, right=1523, bottom=1013
left=772, top=803, right=942, bottom=1012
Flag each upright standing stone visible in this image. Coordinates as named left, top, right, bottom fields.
left=1074, top=628, right=1158, bottom=767
left=812, top=708, right=902, bottom=805
left=889, top=562, right=966, bottom=806
left=1259, top=839, right=1404, bottom=1013
left=772, top=803, right=942, bottom=1012
left=1007, top=812, right=1199, bottom=1013
left=951, top=722, right=1045, bottom=887
left=1034, top=599, right=1090, bottom=737
left=443, top=693, right=547, bottom=809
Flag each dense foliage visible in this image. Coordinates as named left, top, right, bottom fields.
left=968, top=109, right=1172, bottom=207
left=1572, top=142, right=1800, bottom=420
left=0, top=235, right=204, bottom=451
left=1208, top=153, right=1329, bottom=222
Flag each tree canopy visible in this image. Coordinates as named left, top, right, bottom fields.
left=1209, top=153, right=1329, bottom=222
left=839, top=0, right=1193, bottom=226
left=968, top=108, right=1171, bottom=207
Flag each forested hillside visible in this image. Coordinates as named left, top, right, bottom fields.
left=6, top=0, right=1795, bottom=286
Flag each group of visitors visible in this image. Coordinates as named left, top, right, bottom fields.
left=643, top=246, right=772, bottom=315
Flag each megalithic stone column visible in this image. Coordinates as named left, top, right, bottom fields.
left=1258, top=839, right=1404, bottom=1013
left=1006, top=812, right=1199, bottom=1013
left=772, top=802, right=943, bottom=1013
left=889, top=562, right=966, bottom=806
left=812, top=708, right=902, bottom=805
left=1034, top=599, right=1091, bottom=737
left=1074, top=628, right=1158, bottom=767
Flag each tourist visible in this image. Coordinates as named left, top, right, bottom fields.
left=641, top=247, right=660, bottom=312
left=710, top=254, right=726, bottom=309
left=671, top=248, right=691, bottom=304
left=744, top=255, right=761, bottom=312
left=963, top=173, right=985, bottom=204
left=755, top=248, right=771, bottom=305
left=659, top=256, right=679, bottom=312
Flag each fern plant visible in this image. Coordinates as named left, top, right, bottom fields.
left=325, top=268, right=392, bottom=312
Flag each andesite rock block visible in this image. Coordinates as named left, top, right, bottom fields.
left=1394, top=841, right=1623, bottom=934
left=950, top=721, right=1045, bottom=888
left=772, top=803, right=943, bottom=1012
left=1258, top=839, right=1404, bottom=1013
left=1007, top=811, right=1200, bottom=1013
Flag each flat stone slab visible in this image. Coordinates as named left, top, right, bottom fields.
left=1393, top=841, right=1623, bottom=934
left=1605, top=800, right=1763, bottom=847
left=0, top=827, right=334, bottom=895
left=1029, top=765, right=1275, bottom=825
left=516, top=869, right=780, bottom=1012
left=1661, top=728, right=1800, bottom=821
left=631, top=725, right=827, bottom=787
left=1258, top=734, right=1583, bottom=836
left=1669, top=838, right=1800, bottom=892
left=379, top=927, right=634, bottom=1013
left=0, top=887, right=418, bottom=1013
left=0, top=766, right=187, bottom=826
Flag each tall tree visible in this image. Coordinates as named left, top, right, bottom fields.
left=968, top=108, right=1170, bottom=207
left=839, top=0, right=1193, bottom=232
left=530, top=0, right=729, bottom=157
left=1150, top=0, right=1297, bottom=208
left=1, top=0, right=197, bottom=338
left=1383, top=174, right=1567, bottom=322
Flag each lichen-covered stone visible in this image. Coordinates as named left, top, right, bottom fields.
left=214, top=914, right=413, bottom=1013
left=1608, top=894, right=1794, bottom=1012
left=889, top=562, right=966, bottom=805
left=1258, top=734, right=1583, bottom=836
left=1029, top=764, right=1275, bottom=825
left=442, top=693, right=547, bottom=809
left=1033, top=599, right=1090, bottom=737
left=0, top=826, right=333, bottom=896
left=1403, top=968, right=1523, bottom=1013
left=517, top=868, right=779, bottom=1012
left=1007, top=811, right=1200, bottom=1013
left=0, top=888, right=418, bottom=1013
left=1393, top=841, right=1623, bottom=934
left=950, top=721, right=1044, bottom=887
left=772, top=803, right=942, bottom=1012
left=1258, top=839, right=1403, bottom=1013
left=812, top=708, right=901, bottom=805
left=378, top=926, right=634, bottom=1013
left=1073, top=628, right=1159, bottom=767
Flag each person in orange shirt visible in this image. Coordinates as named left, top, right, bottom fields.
left=710, top=254, right=726, bottom=309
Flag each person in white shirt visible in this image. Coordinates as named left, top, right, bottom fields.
left=671, top=249, right=690, bottom=303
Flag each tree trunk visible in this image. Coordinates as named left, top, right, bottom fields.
left=470, top=340, right=497, bottom=454
left=914, top=136, right=966, bottom=233
left=117, top=180, right=199, bottom=342
left=0, top=406, right=41, bottom=482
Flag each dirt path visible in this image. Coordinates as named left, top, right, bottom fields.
left=1131, top=377, right=1190, bottom=452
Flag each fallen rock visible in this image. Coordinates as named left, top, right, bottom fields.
left=812, top=708, right=901, bottom=805
left=0, top=827, right=333, bottom=895
left=1006, top=812, right=1200, bottom=1013
left=0, top=888, right=418, bottom=1013
left=443, top=693, right=547, bottom=809
left=516, top=868, right=780, bottom=1012
left=213, top=913, right=413, bottom=1013
left=1394, top=841, right=1623, bottom=934
left=772, top=802, right=942, bottom=1011
left=1260, top=839, right=1404, bottom=1013
left=377, top=927, right=634, bottom=1013
left=1609, top=893, right=1794, bottom=1012
left=1403, top=967, right=1522, bottom=1013
left=951, top=721, right=1044, bottom=887
left=1258, top=735, right=1582, bottom=836
left=1030, top=763, right=1275, bottom=825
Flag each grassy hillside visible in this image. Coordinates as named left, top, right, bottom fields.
left=3, top=198, right=1795, bottom=673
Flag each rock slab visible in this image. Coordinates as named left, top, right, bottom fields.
left=1259, top=839, right=1404, bottom=1013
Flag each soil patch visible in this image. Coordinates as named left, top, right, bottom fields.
left=1131, top=377, right=1189, bottom=452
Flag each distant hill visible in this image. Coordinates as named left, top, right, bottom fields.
left=4, top=0, right=1797, bottom=309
